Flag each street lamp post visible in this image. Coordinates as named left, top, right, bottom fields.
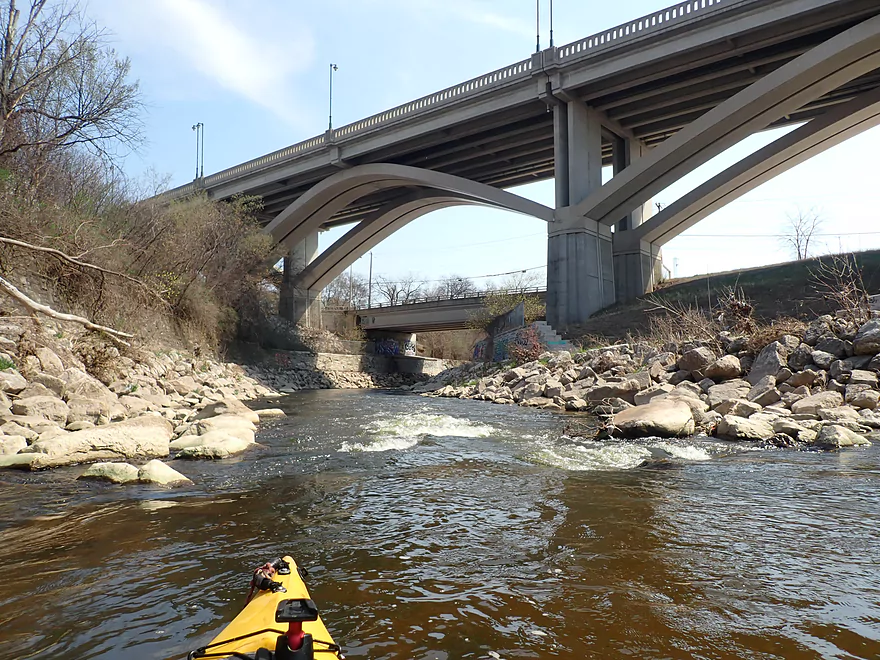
left=191, top=122, right=204, bottom=179
left=329, top=63, right=339, bottom=131
left=535, top=1, right=541, bottom=53
left=550, top=0, right=554, bottom=48
left=368, top=252, right=373, bottom=308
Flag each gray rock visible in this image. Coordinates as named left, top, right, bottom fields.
left=849, top=370, right=878, bottom=387
left=705, top=355, right=742, bottom=381
left=748, top=342, right=787, bottom=385
left=788, top=370, right=818, bottom=388
left=677, top=347, right=716, bottom=373
left=716, top=415, right=775, bottom=441
left=818, top=407, right=861, bottom=423
left=138, top=459, right=192, bottom=485
left=853, top=318, right=880, bottom=355
left=611, top=399, right=695, bottom=439
left=804, top=317, right=833, bottom=346
left=815, top=336, right=848, bottom=358
left=849, top=389, right=880, bottom=410
left=544, top=379, right=564, bottom=399
left=772, top=419, right=817, bottom=444
left=0, top=369, right=27, bottom=394
left=61, top=368, right=116, bottom=403
left=78, top=462, right=139, bottom=484
left=668, top=370, right=692, bottom=385
left=787, top=344, right=814, bottom=371
left=583, top=379, right=641, bottom=405
left=672, top=381, right=703, bottom=400
left=747, top=375, right=777, bottom=403
left=193, top=398, right=259, bottom=425
left=31, top=372, right=65, bottom=396
left=811, top=350, right=836, bottom=370
left=11, top=396, right=69, bottom=425
left=790, top=391, right=845, bottom=417
left=812, top=425, right=871, bottom=449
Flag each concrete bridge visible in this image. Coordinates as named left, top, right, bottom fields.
left=159, top=0, right=880, bottom=330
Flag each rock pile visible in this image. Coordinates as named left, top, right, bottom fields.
left=414, top=315, right=880, bottom=450
left=0, top=319, right=287, bottom=484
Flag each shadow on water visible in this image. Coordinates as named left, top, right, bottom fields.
left=0, top=390, right=878, bottom=659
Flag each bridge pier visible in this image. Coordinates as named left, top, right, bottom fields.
left=278, top=232, right=322, bottom=328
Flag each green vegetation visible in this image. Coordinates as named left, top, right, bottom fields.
left=0, top=356, right=15, bottom=370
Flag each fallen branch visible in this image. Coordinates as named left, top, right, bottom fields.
left=0, top=275, right=133, bottom=346
left=0, top=236, right=169, bottom=307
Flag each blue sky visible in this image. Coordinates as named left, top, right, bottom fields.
left=89, top=0, right=880, bottom=288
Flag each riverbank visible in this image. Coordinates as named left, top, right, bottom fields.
left=412, top=313, right=880, bottom=451
left=0, top=316, right=449, bottom=481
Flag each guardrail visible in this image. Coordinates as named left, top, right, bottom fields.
left=558, top=0, right=733, bottom=62
left=159, top=0, right=743, bottom=202
left=350, top=286, right=547, bottom=311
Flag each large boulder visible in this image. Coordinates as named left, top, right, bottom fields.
left=790, top=391, right=845, bottom=417
left=78, top=462, right=139, bottom=484
left=812, top=425, right=872, bottom=449
left=138, top=459, right=192, bottom=485
left=610, top=399, right=695, bottom=439
left=677, top=347, right=715, bottom=374
left=0, top=435, right=27, bottom=455
left=853, top=318, right=880, bottom=355
left=787, top=344, right=814, bottom=371
left=35, top=347, right=65, bottom=376
left=748, top=342, right=788, bottom=385
left=583, top=379, right=642, bottom=405
left=66, top=397, right=115, bottom=425
left=705, top=355, right=742, bottom=381
left=175, top=431, right=254, bottom=459
left=707, top=379, right=751, bottom=409
left=60, top=368, right=116, bottom=403
left=716, top=415, right=774, bottom=441
left=814, top=336, right=848, bottom=358
left=193, top=398, right=259, bottom=425
left=11, top=396, right=69, bottom=425
left=18, top=416, right=172, bottom=469
left=633, top=383, right=674, bottom=406
left=714, top=399, right=762, bottom=418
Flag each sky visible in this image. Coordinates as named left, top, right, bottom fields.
left=88, top=0, right=880, bottom=290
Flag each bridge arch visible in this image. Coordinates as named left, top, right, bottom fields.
left=263, top=163, right=554, bottom=249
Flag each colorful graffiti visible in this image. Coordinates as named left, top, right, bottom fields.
left=375, top=338, right=401, bottom=356
left=403, top=340, right=417, bottom=357
left=475, top=323, right=550, bottom=363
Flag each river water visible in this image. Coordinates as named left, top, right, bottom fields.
left=1, top=390, right=879, bottom=660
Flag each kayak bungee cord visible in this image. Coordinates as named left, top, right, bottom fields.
left=186, top=556, right=344, bottom=660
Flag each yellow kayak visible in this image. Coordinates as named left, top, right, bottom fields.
left=186, top=556, right=343, bottom=660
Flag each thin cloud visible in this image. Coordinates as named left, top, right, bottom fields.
left=381, top=0, right=534, bottom=38
left=92, top=0, right=314, bottom=124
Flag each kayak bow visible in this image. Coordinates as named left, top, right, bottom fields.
left=187, top=555, right=343, bottom=660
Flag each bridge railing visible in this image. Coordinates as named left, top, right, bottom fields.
left=158, top=0, right=743, bottom=202
left=352, top=286, right=547, bottom=311
left=558, top=0, right=732, bottom=62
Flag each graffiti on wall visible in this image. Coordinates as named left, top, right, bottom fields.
left=403, top=340, right=417, bottom=357
left=375, top=338, right=401, bottom=356
left=475, top=323, right=548, bottom=362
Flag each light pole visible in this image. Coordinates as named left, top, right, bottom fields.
left=329, top=63, right=338, bottom=131
left=535, top=1, right=541, bottom=53
left=348, top=264, right=353, bottom=308
left=368, top=252, right=373, bottom=308
left=191, top=122, right=204, bottom=179
left=550, top=0, right=554, bottom=47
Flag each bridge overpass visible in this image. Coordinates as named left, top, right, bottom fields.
left=159, top=0, right=880, bottom=329
left=351, top=289, right=548, bottom=333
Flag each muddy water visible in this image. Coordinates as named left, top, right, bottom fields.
left=0, top=389, right=878, bottom=659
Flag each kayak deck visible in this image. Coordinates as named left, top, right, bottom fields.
left=192, top=555, right=341, bottom=659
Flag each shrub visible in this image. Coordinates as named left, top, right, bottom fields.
left=508, top=326, right=544, bottom=365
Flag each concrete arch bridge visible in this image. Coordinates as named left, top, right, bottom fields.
left=158, top=0, right=880, bottom=331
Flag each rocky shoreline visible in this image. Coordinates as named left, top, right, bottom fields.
left=412, top=314, right=880, bottom=451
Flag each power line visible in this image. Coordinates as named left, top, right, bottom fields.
left=368, top=264, right=546, bottom=286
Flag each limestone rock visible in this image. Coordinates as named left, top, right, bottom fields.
left=705, top=355, right=742, bottom=381
left=811, top=350, right=836, bottom=370
left=853, top=318, right=880, bottom=355
left=747, top=375, right=778, bottom=405
left=66, top=397, right=114, bottom=425
left=0, top=435, right=26, bottom=455
left=849, top=370, right=878, bottom=387
left=633, top=383, right=674, bottom=406
left=119, top=395, right=150, bottom=415
left=790, top=391, right=845, bottom=417
left=610, top=399, right=695, bottom=439
left=544, top=379, right=564, bottom=399
left=788, top=370, right=818, bottom=388
left=707, top=379, right=751, bottom=409
left=0, top=369, right=27, bottom=394
left=11, top=396, right=69, bottom=425
left=20, top=416, right=172, bottom=469
left=35, top=347, right=64, bottom=376
left=193, top=398, right=259, bottom=425
left=583, top=379, right=641, bottom=405
left=138, top=459, right=192, bottom=485
left=716, top=415, right=774, bottom=441
left=175, top=431, right=254, bottom=459
left=66, top=420, right=95, bottom=431
left=256, top=408, right=286, bottom=419
left=168, top=376, right=198, bottom=395
left=61, top=368, right=116, bottom=403
left=78, top=462, right=139, bottom=484
left=818, top=407, right=861, bottom=423
left=677, top=347, right=715, bottom=374
left=849, top=389, right=880, bottom=410
left=772, top=419, right=817, bottom=444
left=714, top=399, right=762, bottom=418
left=18, top=383, right=56, bottom=399
left=812, top=425, right=871, bottom=449
left=31, top=372, right=65, bottom=396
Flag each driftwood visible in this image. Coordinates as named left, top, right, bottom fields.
left=0, top=275, right=133, bottom=346
left=0, top=236, right=168, bottom=307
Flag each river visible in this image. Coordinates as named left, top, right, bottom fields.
left=0, top=390, right=878, bottom=660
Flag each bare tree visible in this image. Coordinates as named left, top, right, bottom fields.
left=429, top=274, right=478, bottom=299
left=375, top=273, right=423, bottom=305
left=780, top=207, right=824, bottom=260
left=485, top=270, right=542, bottom=293
left=0, top=0, right=142, bottom=166
left=323, top=271, right=369, bottom=309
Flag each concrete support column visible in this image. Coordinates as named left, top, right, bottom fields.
left=612, top=231, right=662, bottom=302
left=548, top=100, right=612, bottom=328
left=279, top=232, right=322, bottom=327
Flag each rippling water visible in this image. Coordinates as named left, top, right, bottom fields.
left=0, top=390, right=878, bottom=659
